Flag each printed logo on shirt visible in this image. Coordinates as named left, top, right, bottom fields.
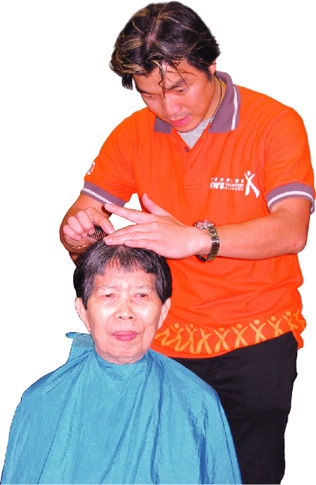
left=210, top=171, right=260, bottom=198
left=87, top=161, right=95, bottom=175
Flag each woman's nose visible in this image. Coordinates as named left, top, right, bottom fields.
left=114, top=299, right=135, bottom=320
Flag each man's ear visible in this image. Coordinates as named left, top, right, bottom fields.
left=75, top=298, right=91, bottom=332
left=208, top=61, right=217, bottom=76
left=158, top=298, right=171, bottom=330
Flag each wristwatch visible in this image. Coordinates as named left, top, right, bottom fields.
left=194, top=220, right=220, bottom=261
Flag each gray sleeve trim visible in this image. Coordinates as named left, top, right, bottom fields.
left=80, top=181, right=126, bottom=206
left=266, top=183, right=315, bottom=213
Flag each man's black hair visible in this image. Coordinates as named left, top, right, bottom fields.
left=110, top=1, right=220, bottom=89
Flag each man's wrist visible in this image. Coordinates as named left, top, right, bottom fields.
left=64, top=225, right=107, bottom=252
left=194, top=220, right=220, bottom=261
left=67, top=241, right=91, bottom=251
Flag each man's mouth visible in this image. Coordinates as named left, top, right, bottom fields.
left=169, top=115, right=190, bottom=128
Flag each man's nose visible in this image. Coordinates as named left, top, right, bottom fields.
left=161, top=95, right=181, bottom=118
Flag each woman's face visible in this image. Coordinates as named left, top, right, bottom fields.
left=75, top=266, right=170, bottom=365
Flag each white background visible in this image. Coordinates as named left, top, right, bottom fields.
left=0, top=1, right=315, bottom=482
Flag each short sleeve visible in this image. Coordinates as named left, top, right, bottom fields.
left=82, top=117, right=137, bottom=205
left=263, top=108, right=315, bottom=212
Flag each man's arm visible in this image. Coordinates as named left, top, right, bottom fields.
left=60, top=194, right=114, bottom=262
left=216, top=197, right=310, bottom=259
left=103, top=194, right=311, bottom=260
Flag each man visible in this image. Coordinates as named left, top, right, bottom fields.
left=1, top=242, right=241, bottom=484
left=59, top=2, right=315, bottom=483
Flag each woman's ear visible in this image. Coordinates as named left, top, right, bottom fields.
left=75, top=298, right=91, bottom=332
left=157, top=298, right=171, bottom=330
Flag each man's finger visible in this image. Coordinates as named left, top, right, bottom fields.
left=76, top=211, right=95, bottom=234
left=66, top=215, right=90, bottom=237
left=105, top=224, right=155, bottom=244
left=141, top=194, right=170, bottom=217
left=63, top=224, right=82, bottom=241
left=85, top=208, right=115, bottom=235
left=104, top=203, right=153, bottom=224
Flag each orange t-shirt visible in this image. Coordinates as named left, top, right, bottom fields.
left=82, top=72, right=315, bottom=358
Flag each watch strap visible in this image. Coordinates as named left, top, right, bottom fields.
left=194, top=221, right=220, bottom=261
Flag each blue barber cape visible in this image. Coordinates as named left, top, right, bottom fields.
left=1, top=333, right=241, bottom=484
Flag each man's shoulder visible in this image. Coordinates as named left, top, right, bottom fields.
left=237, top=83, right=298, bottom=117
left=118, top=107, right=156, bottom=130
left=105, top=108, right=165, bottom=155
left=233, top=83, right=306, bottom=139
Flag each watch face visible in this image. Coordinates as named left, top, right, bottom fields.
left=195, top=220, right=214, bottom=230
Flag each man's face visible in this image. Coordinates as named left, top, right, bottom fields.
left=133, top=59, right=217, bottom=133
left=75, top=265, right=170, bottom=365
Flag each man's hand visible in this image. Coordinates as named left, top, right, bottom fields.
left=104, top=194, right=311, bottom=261
left=60, top=194, right=115, bottom=261
left=61, top=192, right=311, bottom=263
left=104, top=194, right=211, bottom=259
left=63, top=207, right=113, bottom=242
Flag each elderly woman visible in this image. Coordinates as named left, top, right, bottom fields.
left=1, top=242, right=241, bottom=484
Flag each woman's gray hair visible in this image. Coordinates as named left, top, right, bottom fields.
left=74, top=241, right=172, bottom=308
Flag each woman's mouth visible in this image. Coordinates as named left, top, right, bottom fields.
left=112, top=331, right=138, bottom=342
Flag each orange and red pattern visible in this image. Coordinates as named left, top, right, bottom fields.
left=152, top=309, right=306, bottom=358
